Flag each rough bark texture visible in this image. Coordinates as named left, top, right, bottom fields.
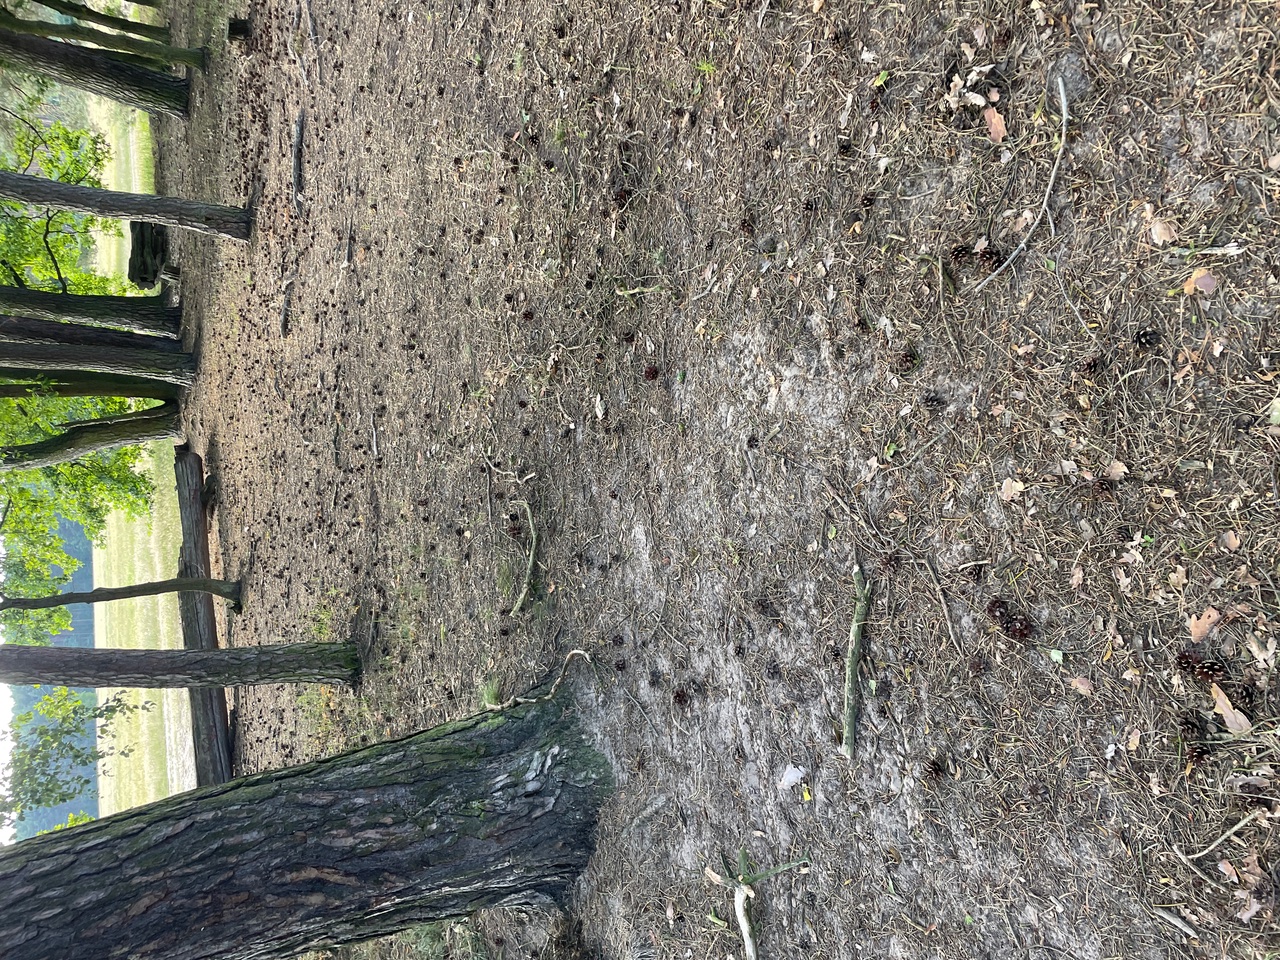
left=0, top=338, right=194, bottom=385
left=0, top=370, right=180, bottom=400
left=173, top=444, right=234, bottom=785
left=0, top=576, right=240, bottom=612
left=31, top=0, right=170, bottom=43
left=0, top=26, right=185, bottom=117
left=0, top=11, right=204, bottom=68
left=0, top=401, right=181, bottom=470
left=0, top=698, right=612, bottom=960
left=0, top=640, right=360, bottom=687
left=0, top=170, right=250, bottom=239
left=0, top=315, right=182, bottom=352
left=0, top=285, right=181, bottom=337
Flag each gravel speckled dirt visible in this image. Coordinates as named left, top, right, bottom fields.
left=156, top=0, right=1278, bottom=956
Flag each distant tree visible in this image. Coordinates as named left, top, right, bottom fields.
left=0, top=640, right=362, bottom=688
left=0, top=25, right=187, bottom=117
left=0, top=685, right=142, bottom=827
left=0, top=170, right=251, bottom=239
left=0, top=9, right=204, bottom=70
left=0, top=398, right=180, bottom=470
left=29, top=0, right=170, bottom=43
left=0, top=287, right=180, bottom=336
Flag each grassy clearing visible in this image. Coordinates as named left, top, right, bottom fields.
left=94, top=442, right=194, bottom=815
left=84, top=97, right=155, bottom=276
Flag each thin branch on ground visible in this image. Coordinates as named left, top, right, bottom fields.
left=486, top=648, right=591, bottom=712
left=839, top=564, right=871, bottom=760
left=509, top=498, right=537, bottom=616
left=705, top=849, right=809, bottom=960
left=973, top=77, right=1070, bottom=295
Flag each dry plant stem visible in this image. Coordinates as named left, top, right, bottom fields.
left=838, top=565, right=871, bottom=760
left=972, top=77, right=1070, bottom=295
left=509, top=498, right=537, bottom=616
left=1186, top=808, right=1265, bottom=859
left=485, top=649, right=591, bottom=712
left=732, top=886, right=757, bottom=960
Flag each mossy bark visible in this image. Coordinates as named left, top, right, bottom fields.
left=0, top=697, right=612, bottom=960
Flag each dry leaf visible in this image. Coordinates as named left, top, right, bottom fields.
left=982, top=106, right=1007, bottom=143
left=1183, top=267, right=1219, bottom=296
left=1268, top=153, right=1280, bottom=172
left=998, top=477, right=1026, bottom=501
left=1220, top=860, right=1241, bottom=883
left=1103, top=459, right=1129, bottom=481
left=1126, top=727, right=1141, bottom=751
left=1150, top=220, right=1177, bottom=246
left=1070, top=676, right=1094, bottom=696
left=1168, top=565, right=1188, bottom=590
left=1187, top=606, right=1221, bottom=643
left=811, top=0, right=824, bottom=11
left=1219, top=530, right=1242, bottom=552
left=1211, top=683, right=1253, bottom=735
left=1070, top=564, right=1084, bottom=588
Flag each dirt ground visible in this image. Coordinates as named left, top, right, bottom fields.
left=156, top=0, right=1278, bottom=956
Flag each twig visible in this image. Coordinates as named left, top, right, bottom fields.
left=485, top=649, right=591, bottom=711
left=704, top=850, right=809, bottom=960
left=509, top=498, right=537, bottom=616
left=1186, top=808, right=1265, bottom=859
left=1150, top=907, right=1198, bottom=939
left=973, top=78, right=1070, bottom=295
left=838, top=564, right=871, bottom=760
left=291, top=109, right=306, bottom=218
left=914, top=557, right=962, bottom=654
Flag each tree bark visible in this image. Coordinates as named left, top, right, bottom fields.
left=0, top=369, right=180, bottom=400
left=0, top=640, right=361, bottom=687
left=0, top=576, right=239, bottom=612
left=0, top=10, right=203, bottom=68
left=0, top=696, right=610, bottom=960
left=0, top=400, right=181, bottom=470
left=0, top=339, right=194, bottom=385
left=0, top=285, right=180, bottom=337
left=0, top=315, right=182, bottom=352
left=0, top=171, right=250, bottom=239
left=0, top=27, right=186, bottom=118
left=31, top=0, right=170, bottom=43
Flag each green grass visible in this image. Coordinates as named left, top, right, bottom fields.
left=93, top=442, right=191, bottom=815
left=85, top=97, right=154, bottom=277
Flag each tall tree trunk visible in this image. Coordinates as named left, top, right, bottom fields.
left=0, top=640, right=361, bottom=686
left=0, top=285, right=180, bottom=337
left=0, top=171, right=249, bottom=239
left=0, top=315, right=182, bottom=352
left=32, top=0, right=170, bottom=43
left=0, top=576, right=240, bottom=612
left=0, top=399, right=181, bottom=469
left=0, top=10, right=203, bottom=68
left=0, top=369, right=180, bottom=400
left=0, top=27, right=186, bottom=118
left=0, top=340, right=193, bottom=385
left=0, top=696, right=610, bottom=960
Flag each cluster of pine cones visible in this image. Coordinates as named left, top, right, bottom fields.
left=1174, top=647, right=1229, bottom=766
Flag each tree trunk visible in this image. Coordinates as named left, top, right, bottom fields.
left=0, top=696, right=610, bottom=960
left=0, top=171, right=249, bottom=239
left=0, top=10, right=204, bottom=68
left=32, top=0, right=170, bottom=43
left=0, top=339, right=194, bottom=385
left=0, top=400, right=181, bottom=470
left=0, top=285, right=180, bottom=337
left=0, top=369, right=180, bottom=400
left=0, top=315, right=182, bottom=352
left=0, top=640, right=361, bottom=687
left=0, top=27, right=186, bottom=118
left=0, top=576, right=240, bottom=612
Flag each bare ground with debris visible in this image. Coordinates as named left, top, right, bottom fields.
left=159, top=0, right=1278, bottom=956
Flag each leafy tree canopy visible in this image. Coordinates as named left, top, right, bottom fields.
left=0, top=685, right=143, bottom=826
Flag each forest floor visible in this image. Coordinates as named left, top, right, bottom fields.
left=159, top=0, right=1279, bottom=957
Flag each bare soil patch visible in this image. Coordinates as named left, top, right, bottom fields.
left=159, top=0, right=1279, bottom=956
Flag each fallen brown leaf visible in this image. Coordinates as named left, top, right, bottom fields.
left=1218, top=530, right=1242, bottom=552
left=982, top=106, right=1007, bottom=143
left=1183, top=267, right=1218, bottom=296
left=1187, top=606, right=1221, bottom=643
left=1211, top=683, right=1253, bottom=735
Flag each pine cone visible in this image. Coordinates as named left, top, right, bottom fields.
left=1194, top=659, right=1226, bottom=684
left=1174, top=648, right=1204, bottom=671
left=1176, top=713, right=1205, bottom=740
left=1186, top=742, right=1214, bottom=766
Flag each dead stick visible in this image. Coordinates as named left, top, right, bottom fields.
left=838, top=565, right=871, bottom=760
left=973, top=77, right=1070, bottom=295
left=509, top=498, right=537, bottom=616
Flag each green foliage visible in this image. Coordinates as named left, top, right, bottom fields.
left=37, top=809, right=94, bottom=834
left=0, top=105, right=125, bottom=294
left=0, top=685, right=146, bottom=826
left=0, top=392, right=153, bottom=643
